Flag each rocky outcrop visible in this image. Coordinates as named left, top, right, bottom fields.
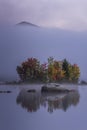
left=41, top=86, right=75, bottom=93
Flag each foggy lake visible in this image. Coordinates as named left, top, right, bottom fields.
left=0, top=26, right=87, bottom=81
left=0, top=26, right=87, bottom=129
left=0, top=84, right=87, bottom=130
left=1, top=0, right=87, bottom=129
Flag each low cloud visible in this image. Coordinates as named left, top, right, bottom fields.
left=0, top=0, right=87, bottom=30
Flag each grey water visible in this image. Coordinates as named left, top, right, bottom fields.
left=0, top=84, right=87, bottom=130
left=0, top=26, right=87, bottom=81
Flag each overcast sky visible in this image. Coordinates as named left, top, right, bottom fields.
left=0, top=0, right=87, bottom=31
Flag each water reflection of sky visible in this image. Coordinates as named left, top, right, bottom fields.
left=0, top=85, right=87, bottom=130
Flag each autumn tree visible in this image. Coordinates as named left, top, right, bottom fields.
left=16, top=57, right=80, bottom=82
left=48, top=57, right=65, bottom=82
left=17, top=58, right=40, bottom=81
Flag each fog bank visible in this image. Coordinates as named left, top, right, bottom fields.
left=0, top=26, right=87, bottom=81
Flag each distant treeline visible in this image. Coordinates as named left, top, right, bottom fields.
left=16, top=57, right=80, bottom=82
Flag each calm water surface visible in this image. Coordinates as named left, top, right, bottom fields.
left=0, top=84, right=87, bottom=130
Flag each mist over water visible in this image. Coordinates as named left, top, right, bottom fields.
left=0, top=26, right=87, bottom=81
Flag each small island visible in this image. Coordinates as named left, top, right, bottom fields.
left=16, top=57, right=80, bottom=83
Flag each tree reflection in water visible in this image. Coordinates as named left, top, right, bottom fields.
left=16, top=89, right=80, bottom=113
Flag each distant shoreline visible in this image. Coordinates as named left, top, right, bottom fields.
left=0, top=80, right=87, bottom=86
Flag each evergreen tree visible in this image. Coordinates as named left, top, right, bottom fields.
left=62, top=59, right=70, bottom=79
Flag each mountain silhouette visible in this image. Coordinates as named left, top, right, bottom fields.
left=16, top=21, right=39, bottom=27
